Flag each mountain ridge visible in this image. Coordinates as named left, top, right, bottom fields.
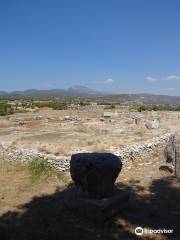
left=1, top=86, right=180, bottom=105
left=0, top=85, right=106, bottom=97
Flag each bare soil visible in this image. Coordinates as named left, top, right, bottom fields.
left=0, top=109, right=179, bottom=155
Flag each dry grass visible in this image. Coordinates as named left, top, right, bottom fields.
left=0, top=159, right=69, bottom=215
left=0, top=160, right=31, bottom=214
left=135, top=127, right=146, bottom=139
left=87, top=142, right=108, bottom=152
left=38, top=144, right=71, bottom=156
left=75, top=123, right=109, bottom=134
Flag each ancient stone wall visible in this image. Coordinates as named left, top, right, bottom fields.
left=0, top=133, right=172, bottom=172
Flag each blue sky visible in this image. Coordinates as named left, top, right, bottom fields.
left=0, top=0, right=180, bottom=95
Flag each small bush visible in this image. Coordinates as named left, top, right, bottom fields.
left=27, top=157, right=64, bottom=182
left=0, top=103, right=14, bottom=116
left=137, top=106, right=146, bottom=112
left=104, top=104, right=116, bottom=110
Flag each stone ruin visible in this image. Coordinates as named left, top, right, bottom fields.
left=145, top=119, right=159, bottom=129
left=0, top=144, right=4, bottom=160
left=65, top=153, right=129, bottom=221
left=131, top=113, right=142, bottom=125
left=70, top=153, right=122, bottom=198
left=102, top=112, right=118, bottom=118
left=160, top=133, right=180, bottom=178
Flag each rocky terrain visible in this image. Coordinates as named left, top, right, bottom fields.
left=0, top=107, right=179, bottom=170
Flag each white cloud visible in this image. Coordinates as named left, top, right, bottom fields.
left=104, top=78, right=114, bottom=83
left=146, top=76, right=158, bottom=82
left=146, top=75, right=180, bottom=82
left=166, top=75, right=180, bottom=80
left=96, top=78, right=115, bottom=84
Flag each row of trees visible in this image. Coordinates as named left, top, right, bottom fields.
left=33, top=101, right=67, bottom=110
left=137, top=105, right=180, bottom=112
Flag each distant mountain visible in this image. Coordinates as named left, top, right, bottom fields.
left=97, top=93, right=180, bottom=106
left=0, top=85, right=106, bottom=97
left=68, top=85, right=104, bottom=96
left=0, top=91, right=7, bottom=96
left=11, top=89, right=66, bottom=96
left=1, top=87, right=180, bottom=106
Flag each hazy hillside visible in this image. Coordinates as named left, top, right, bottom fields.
left=0, top=86, right=106, bottom=97
left=1, top=86, right=180, bottom=106
left=96, top=94, right=180, bottom=106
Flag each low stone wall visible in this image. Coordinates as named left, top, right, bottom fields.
left=6, top=148, right=71, bottom=172
left=114, top=133, right=172, bottom=161
left=0, top=133, right=173, bottom=172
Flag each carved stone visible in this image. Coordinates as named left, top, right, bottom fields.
left=70, top=153, right=122, bottom=198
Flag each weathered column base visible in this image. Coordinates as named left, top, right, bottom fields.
left=64, top=187, right=130, bottom=222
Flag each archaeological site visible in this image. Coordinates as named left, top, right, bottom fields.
left=0, top=103, right=180, bottom=240
left=1, top=1, right=180, bottom=239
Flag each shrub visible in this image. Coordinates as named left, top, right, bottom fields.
left=137, top=104, right=180, bottom=112
left=137, top=106, right=146, bottom=112
left=34, top=101, right=67, bottom=110
left=0, top=103, right=14, bottom=116
left=104, top=104, right=116, bottom=110
left=27, top=157, right=64, bottom=182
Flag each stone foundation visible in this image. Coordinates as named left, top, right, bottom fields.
left=64, top=187, right=130, bottom=222
left=0, top=133, right=173, bottom=172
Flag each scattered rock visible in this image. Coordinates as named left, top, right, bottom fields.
left=64, top=116, right=71, bottom=121
left=159, top=164, right=174, bottom=173
left=100, top=118, right=105, bottom=122
left=145, top=119, right=159, bottom=129
left=131, top=114, right=142, bottom=125
left=102, top=112, right=118, bottom=118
